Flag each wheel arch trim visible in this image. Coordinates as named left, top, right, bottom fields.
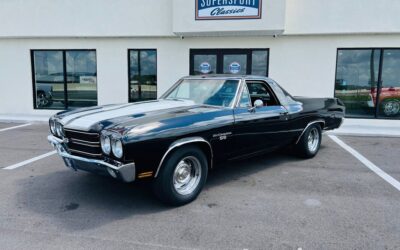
left=295, top=119, right=325, bottom=144
left=154, top=137, right=213, bottom=178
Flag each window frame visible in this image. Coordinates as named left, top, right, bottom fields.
left=127, top=49, right=158, bottom=103
left=31, top=49, right=98, bottom=110
left=238, top=82, right=252, bottom=108
left=245, top=80, right=281, bottom=107
left=189, top=48, right=269, bottom=76
left=334, top=47, right=400, bottom=119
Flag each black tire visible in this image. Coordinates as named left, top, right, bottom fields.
left=36, top=91, right=52, bottom=107
left=153, top=145, right=208, bottom=206
left=294, top=124, right=322, bottom=158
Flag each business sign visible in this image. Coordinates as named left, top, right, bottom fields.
left=196, top=0, right=262, bottom=20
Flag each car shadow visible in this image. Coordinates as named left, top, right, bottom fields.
left=16, top=151, right=301, bottom=231
left=205, top=152, right=299, bottom=189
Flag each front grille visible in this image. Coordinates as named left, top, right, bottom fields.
left=64, top=128, right=102, bottom=158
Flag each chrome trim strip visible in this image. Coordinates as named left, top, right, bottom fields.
left=47, top=135, right=132, bottom=172
left=154, top=137, right=214, bottom=178
left=70, top=141, right=101, bottom=148
left=69, top=148, right=102, bottom=157
left=70, top=138, right=100, bottom=145
left=295, top=119, right=325, bottom=144
left=64, top=128, right=99, bottom=136
left=231, top=77, right=245, bottom=109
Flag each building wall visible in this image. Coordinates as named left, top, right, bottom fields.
left=285, top=0, right=400, bottom=35
left=0, top=0, right=399, bottom=38
left=0, top=0, right=173, bottom=38
left=1, top=34, right=400, bottom=116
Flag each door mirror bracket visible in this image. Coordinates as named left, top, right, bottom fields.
left=247, top=99, right=263, bottom=113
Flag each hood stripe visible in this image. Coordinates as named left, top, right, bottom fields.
left=62, top=103, right=134, bottom=126
left=63, top=100, right=195, bottom=131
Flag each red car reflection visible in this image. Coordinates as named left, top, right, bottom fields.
left=369, top=87, right=400, bottom=116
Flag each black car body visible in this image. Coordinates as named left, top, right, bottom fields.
left=48, top=75, right=345, bottom=205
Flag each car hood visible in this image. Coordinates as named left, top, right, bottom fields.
left=58, top=99, right=223, bottom=132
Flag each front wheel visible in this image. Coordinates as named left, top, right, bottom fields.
left=294, top=124, right=322, bottom=158
left=36, top=92, right=52, bottom=108
left=153, top=145, right=208, bottom=206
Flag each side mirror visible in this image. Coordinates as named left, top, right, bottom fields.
left=254, top=99, right=264, bottom=108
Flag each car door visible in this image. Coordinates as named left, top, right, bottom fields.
left=231, top=80, right=292, bottom=158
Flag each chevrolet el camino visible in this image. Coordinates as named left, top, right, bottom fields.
left=48, top=75, right=345, bottom=205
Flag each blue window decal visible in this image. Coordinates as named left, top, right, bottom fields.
left=199, top=62, right=211, bottom=74
left=229, top=62, right=241, bottom=74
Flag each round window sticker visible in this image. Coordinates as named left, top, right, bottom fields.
left=199, top=62, right=211, bottom=74
left=229, top=62, right=241, bottom=74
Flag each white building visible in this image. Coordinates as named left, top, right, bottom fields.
left=0, top=0, right=399, bottom=120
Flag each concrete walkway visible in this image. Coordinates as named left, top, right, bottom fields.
left=328, top=118, right=400, bottom=137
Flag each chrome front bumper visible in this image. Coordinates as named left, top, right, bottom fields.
left=47, top=135, right=136, bottom=182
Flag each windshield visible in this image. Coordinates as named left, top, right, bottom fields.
left=163, top=79, right=240, bottom=107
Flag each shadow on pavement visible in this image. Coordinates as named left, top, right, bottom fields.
left=16, top=151, right=300, bottom=231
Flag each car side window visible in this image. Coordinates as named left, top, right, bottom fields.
left=246, top=81, right=280, bottom=106
left=238, top=84, right=251, bottom=108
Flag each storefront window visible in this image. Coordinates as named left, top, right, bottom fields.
left=32, top=50, right=97, bottom=109
left=193, top=55, right=217, bottom=74
left=190, top=49, right=269, bottom=76
left=379, top=50, right=400, bottom=118
left=335, top=48, right=400, bottom=119
left=252, top=50, right=269, bottom=76
left=335, top=49, right=380, bottom=118
left=65, top=51, right=97, bottom=108
left=223, top=54, right=247, bottom=75
left=129, top=49, right=157, bottom=102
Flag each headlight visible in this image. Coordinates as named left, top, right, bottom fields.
left=101, top=135, right=111, bottom=155
left=55, top=123, right=64, bottom=137
left=112, top=139, right=123, bottom=158
left=49, top=120, right=56, bottom=135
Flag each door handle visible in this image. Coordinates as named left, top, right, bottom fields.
left=280, top=111, right=288, bottom=115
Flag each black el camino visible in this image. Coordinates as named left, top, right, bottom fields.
left=48, top=75, right=345, bottom=205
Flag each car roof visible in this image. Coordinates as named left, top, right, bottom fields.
left=182, top=74, right=272, bottom=81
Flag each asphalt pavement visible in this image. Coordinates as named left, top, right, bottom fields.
left=0, top=122, right=399, bottom=250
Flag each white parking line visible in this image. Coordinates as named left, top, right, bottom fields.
left=2, top=151, right=57, bottom=170
left=0, top=123, right=32, bottom=132
left=329, top=135, right=400, bottom=192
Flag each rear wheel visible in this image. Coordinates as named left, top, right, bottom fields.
left=153, top=145, right=208, bottom=206
left=381, top=99, right=400, bottom=117
left=294, top=124, right=322, bottom=158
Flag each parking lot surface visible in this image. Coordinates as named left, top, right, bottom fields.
left=0, top=123, right=399, bottom=250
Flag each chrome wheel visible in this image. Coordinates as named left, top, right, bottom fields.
left=383, top=100, right=400, bottom=116
left=173, top=156, right=201, bottom=195
left=307, top=127, right=320, bottom=153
